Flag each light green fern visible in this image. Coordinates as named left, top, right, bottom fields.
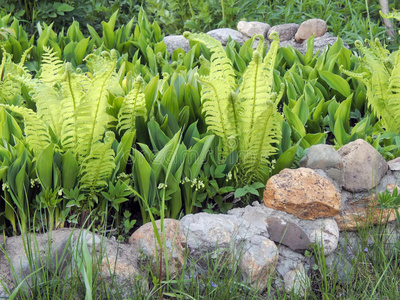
left=117, top=76, right=147, bottom=134
left=184, top=31, right=283, bottom=183
left=76, top=50, right=119, bottom=159
left=80, top=131, right=116, bottom=195
left=183, top=32, right=238, bottom=157
left=0, top=47, right=31, bottom=105
left=342, top=39, right=400, bottom=133
left=0, top=104, right=51, bottom=154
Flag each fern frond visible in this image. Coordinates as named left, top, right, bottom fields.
left=0, top=49, right=31, bottom=105
left=79, top=131, right=116, bottom=194
left=343, top=40, right=400, bottom=132
left=241, top=104, right=282, bottom=183
left=184, top=32, right=236, bottom=89
left=386, top=50, right=400, bottom=132
left=76, top=51, right=117, bottom=159
left=60, top=63, right=90, bottom=153
left=184, top=32, right=238, bottom=157
left=237, top=37, right=283, bottom=183
left=238, top=51, right=270, bottom=152
left=117, top=76, right=147, bottom=134
left=197, top=74, right=238, bottom=156
left=263, top=32, right=280, bottom=97
left=39, top=47, right=65, bottom=83
left=0, top=104, right=51, bottom=154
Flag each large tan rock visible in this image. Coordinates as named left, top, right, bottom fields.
left=335, top=184, right=400, bottom=231
left=295, top=19, right=327, bottom=42
left=338, top=139, right=388, bottom=192
left=263, top=168, right=341, bottom=220
left=129, top=219, right=186, bottom=279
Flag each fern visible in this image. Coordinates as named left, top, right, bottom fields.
left=117, top=76, right=147, bottom=134
left=184, top=32, right=238, bottom=157
left=184, top=31, right=283, bottom=183
left=80, top=131, right=116, bottom=194
left=237, top=33, right=283, bottom=183
left=76, top=50, right=118, bottom=159
left=60, top=63, right=90, bottom=154
left=0, top=48, right=31, bottom=105
left=0, top=104, right=51, bottom=154
left=38, top=47, right=65, bottom=84
left=342, top=39, right=400, bottom=133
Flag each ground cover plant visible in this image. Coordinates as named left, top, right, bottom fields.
left=1, top=3, right=400, bottom=299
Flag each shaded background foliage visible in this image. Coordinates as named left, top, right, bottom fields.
left=0, top=0, right=399, bottom=49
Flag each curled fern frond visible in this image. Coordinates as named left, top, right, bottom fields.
left=0, top=104, right=51, bottom=155
left=80, top=131, right=116, bottom=194
left=117, top=76, right=147, bottom=134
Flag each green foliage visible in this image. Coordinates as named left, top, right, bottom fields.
left=342, top=39, right=400, bottom=134
left=185, top=31, right=283, bottom=184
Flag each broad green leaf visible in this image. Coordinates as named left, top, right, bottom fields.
left=273, top=145, right=298, bottom=175
left=74, top=37, right=89, bottom=65
left=319, top=70, right=351, bottom=97
left=61, top=151, right=78, bottom=189
left=36, top=144, right=54, bottom=189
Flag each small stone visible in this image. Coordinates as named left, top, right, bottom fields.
left=275, top=245, right=311, bottom=278
left=263, top=168, right=341, bottom=219
left=129, top=219, right=186, bottom=279
left=295, top=19, right=327, bottom=42
left=268, top=23, right=299, bottom=41
left=266, top=217, right=310, bottom=251
left=300, top=144, right=344, bottom=187
left=239, top=235, right=278, bottom=292
left=237, top=21, right=271, bottom=38
left=283, top=263, right=310, bottom=297
left=388, top=157, right=400, bottom=171
left=163, top=35, right=190, bottom=55
left=325, top=253, right=354, bottom=284
left=338, top=139, right=388, bottom=192
left=207, top=28, right=247, bottom=45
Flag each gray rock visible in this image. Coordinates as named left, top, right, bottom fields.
left=229, top=205, right=339, bottom=255
left=275, top=245, right=311, bottom=278
left=238, top=235, right=278, bottom=292
left=0, top=229, right=147, bottom=299
left=268, top=23, right=299, bottom=41
left=163, top=35, right=190, bottom=55
left=338, top=139, right=388, bottom=192
left=237, top=21, right=271, bottom=38
left=388, top=157, right=400, bottom=171
left=325, top=252, right=354, bottom=284
left=280, top=33, right=341, bottom=55
left=180, top=213, right=247, bottom=255
left=207, top=28, right=247, bottom=45
left=100, top=241, right=148, bottom=298
left=283, top=263, right=310, bottom=297
left=300, top=144, right=344, bottom=187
